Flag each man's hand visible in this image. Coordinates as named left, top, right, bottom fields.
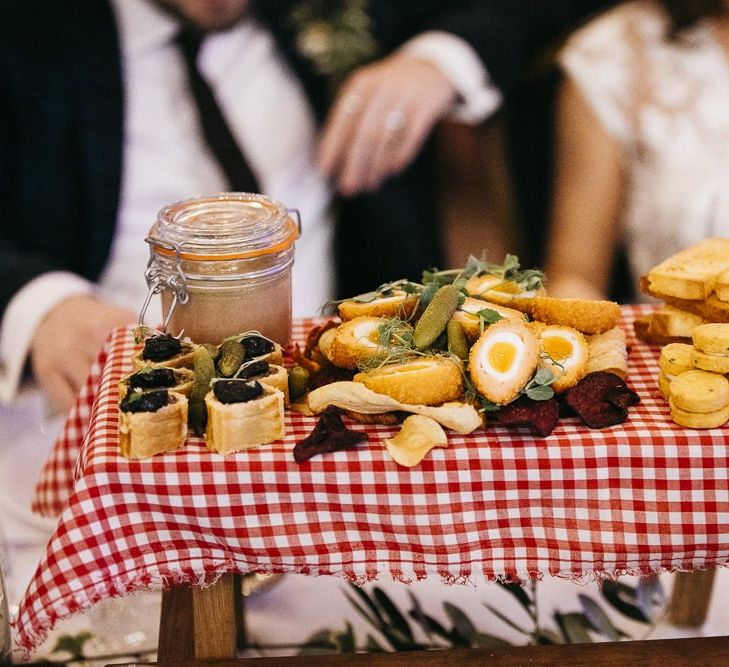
left=30, top=295, right=136, bottom=414
left=318, top=52, right=457, bottom=196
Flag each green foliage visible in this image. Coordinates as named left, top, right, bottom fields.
left=422, top=253, right=545, bottom=295
left=476, top=308, right=505, bottom=337
left=300, top=576, right=666, bottom=656
left=523, top=367, right=557, bottom=401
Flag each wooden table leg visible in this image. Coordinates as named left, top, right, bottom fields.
left=669, top=569, right=716, bottom=627
left=158, top=573, right=242, bottom=661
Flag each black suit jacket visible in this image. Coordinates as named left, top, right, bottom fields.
left=0, top=0, right=609, bottom=319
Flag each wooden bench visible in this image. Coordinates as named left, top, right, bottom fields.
left=153, top=570, right=719, bottom=664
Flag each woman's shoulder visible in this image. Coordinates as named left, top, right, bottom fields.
left=558, top=1, right=670, bottom=144
left=564, top=0, right=669, bottom=56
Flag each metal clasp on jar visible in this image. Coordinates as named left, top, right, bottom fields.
left=138, top=241, right=189, bottom=332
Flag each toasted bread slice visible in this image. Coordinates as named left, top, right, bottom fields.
left=650, top=305, right=706, bottom=339
left=634, top=316, right=689, bottom=346
left=643, top=238, right=729, bottom=301
left=717, top=269, right=729, bottom=303
left=639, top=277, right=729, bottom=323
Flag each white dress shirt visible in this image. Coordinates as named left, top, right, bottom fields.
left=0, top=0, right=496, bottom=559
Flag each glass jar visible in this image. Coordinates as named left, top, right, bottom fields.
left=144, top=193, right=299, bottom=345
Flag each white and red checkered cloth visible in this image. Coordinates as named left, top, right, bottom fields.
left=13, top=307, right=729, bottom=653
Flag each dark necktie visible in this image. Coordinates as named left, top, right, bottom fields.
left=176, top=27, right=261, bottom=193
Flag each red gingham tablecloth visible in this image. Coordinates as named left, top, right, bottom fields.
left=14, top=307, right=729, bottom=653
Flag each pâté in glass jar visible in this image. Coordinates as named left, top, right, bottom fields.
left=143, top=193, right=299, bottom=345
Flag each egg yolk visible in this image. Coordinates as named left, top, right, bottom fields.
left=488, top=341, right=517, bottom=373
left=494, top=280, right=520, bottom=294
left=543, top=335, right=573, bottom=361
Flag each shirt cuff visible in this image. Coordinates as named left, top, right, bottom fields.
left=0, top=272, right=94, bottom=403
left=400, top=31, right=503, bottom=124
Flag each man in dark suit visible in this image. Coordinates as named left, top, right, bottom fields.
left=0, top=0, right=615, bottom=412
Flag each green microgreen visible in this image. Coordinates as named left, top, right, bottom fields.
left=125, top=391, right=143, bottom=404
left=426, top=253, right=546, bottom=296
left=521, top=360, right=562, bottom=402
left=475, top=308, right=505, bottom=335
left=422, top=253, right=545, bottom=302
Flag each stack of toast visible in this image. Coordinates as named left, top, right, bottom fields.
left=636, top=238, right=729, bottom=344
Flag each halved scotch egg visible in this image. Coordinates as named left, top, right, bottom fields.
left=354, top=355, right=463, bottom=406
left=468, top=321, right=540, bottom=405
left=464, top=274, right=544, bottom=313
left=451, top=297, right=527, bottom=342
left=338, top=290, right=419, bottom=321
left=328, top=317, right=391, bottom=369
left=538, top=325, right=588, bottom=393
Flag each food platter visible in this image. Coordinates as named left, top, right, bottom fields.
left=119, top=254, right=645, bottom=468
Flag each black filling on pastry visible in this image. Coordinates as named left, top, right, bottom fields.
left=213, top=380, right=264, bottom=404
left=128, top=368, right=176, bottom=389
left=242, top=335, right=274, bottom=358
left=141, top=334, right=182, bottom=361
left=120, top=389, right=170, bottom=413
left=237, top=359, right=270, bottom=380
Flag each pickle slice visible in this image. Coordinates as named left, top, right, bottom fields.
left=218, top=340, right=245, bottom=377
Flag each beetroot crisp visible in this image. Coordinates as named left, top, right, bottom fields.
left=293, top=407, right=368, bottom=463
left=497, top=396, right=560, bottom=437
left=564, top=371, right=640, bottom=429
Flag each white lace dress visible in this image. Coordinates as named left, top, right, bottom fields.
left=559, top=0, right=729, bottom=285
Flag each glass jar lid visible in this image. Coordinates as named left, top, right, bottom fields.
left=147, top=192, right=299, bottom=261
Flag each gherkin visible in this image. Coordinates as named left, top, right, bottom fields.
left=217, top=340, right=245, bottom=377
left=447, top=319, right=469, bottom=360
left=413, top=284, right=460, bottom=351
left=189, top=346, right=216, bottom=435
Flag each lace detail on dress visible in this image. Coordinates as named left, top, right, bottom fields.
left=559, top=0, right=729, bottom=289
